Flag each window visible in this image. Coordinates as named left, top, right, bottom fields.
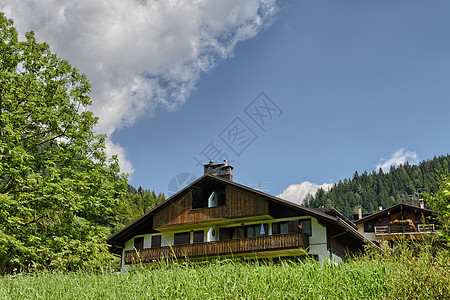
left=288, top=220, right=299, bottom=233
left=219, top=227, right=233, bottom=241
left=191, top=187, right=208, bottom=209
left=191, top=184, right=226, bottom=209
left=364, top=222, right=375, bottom=233
left=272, top=222, right=289, bottom=235
left=206, top=191, right=226, bottom=208
left=298, top=219, right=312, bottom=236
left=272, top=223, right=279, bottom=234
left=237, top=227, right=246, bottom=238
left=134, top=237, right=144, bottom=250
left=247, top=226, right=255, bottom=238
left=151, top=235, right=161, bottom=248
left=245, top=224, right=268, bottom=238
left=174, top=232, right=190, bottom=245
left=208, top=191, right=219, bottom=208
left=193, top=230, right=204, bottom=243
left=218, top=192, right=226, bottom=206
left=216, top=226, right=266, bottom=239
left=272, top=219, right=312, bottom=236
left=280, top=222, right=289, bottom=234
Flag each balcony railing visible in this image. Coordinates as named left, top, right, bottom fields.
left=124, top=233, right=309, bottom=264
left=375, top=224, right=435, bottom=235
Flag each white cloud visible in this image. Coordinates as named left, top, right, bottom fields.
left=277, top=181, right=334, bottom=205
left=2, top=0, right=277, bottom=174
left=104, top=140, right=135, bottom=177
left=376, top=148, right=419, bottom=172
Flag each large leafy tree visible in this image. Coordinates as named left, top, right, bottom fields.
left=0, top=13, right=126, bottom=271
left=425, top=170, right=450, bottom=245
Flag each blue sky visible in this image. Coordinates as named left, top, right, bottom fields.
left=113, top=0, right=450, bottom=196
left=5, top=0, right=450, bottom=202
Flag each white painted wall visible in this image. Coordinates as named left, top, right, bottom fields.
left=207, top=225, right=218, bottom=242
left=308, top=217, right=329, bottom=262
left=208, top=191, right=218, bottom=208
left=356, top=223, right=376, bottom=242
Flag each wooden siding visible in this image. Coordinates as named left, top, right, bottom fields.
left=364, top=206, right=432, bottom=230
left=226, top=185, right=269, bottom=217
left=153, top=191, right=193, bottom=228
left=124, top=233, right=309, bottom=264
left=153, top=185, right=269, bottom=229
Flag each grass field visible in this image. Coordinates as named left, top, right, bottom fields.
left=1, top=247, right=449, bottom=299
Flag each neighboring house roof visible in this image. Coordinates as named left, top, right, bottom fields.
left=107, top=174, right=375, bottom=254
left=311, top=207, right=358, bottom=230
left=351, top=213, right=372, bottom=222
left=353, top=203, right=434, bottom=225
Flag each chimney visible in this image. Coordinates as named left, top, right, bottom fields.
left=378, top=203, right=383, bottom=211
left=203, top=160, right=234, bottom=181
left=418, top=199, right=424, bottom=209
left=357, top=205, right=362, bottom=220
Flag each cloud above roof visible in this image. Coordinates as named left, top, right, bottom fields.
left=2, top=0, right=277, bottom=175
left=277, top=181, right=334, bottom=205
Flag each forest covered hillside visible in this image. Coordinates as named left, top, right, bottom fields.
left=111, top=185, right=166, bottom=232
left=304, top=154, right=450, bottom=220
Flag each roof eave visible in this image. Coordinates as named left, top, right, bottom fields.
left=354, top=203, right=434, bottom=225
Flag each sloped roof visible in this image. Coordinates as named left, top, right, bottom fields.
left=107, top=174, right=374, bottom=253
left=354, top=203, right=434, bottom=225
left=311, top=207, right=358, bottom=230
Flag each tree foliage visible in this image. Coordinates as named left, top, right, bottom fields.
left=0, top=13, right=127, bottom=272
left=305, top=155, right=450, bottom=219
left=424, top=170, right=450, bottom=244
left=112, top=185, right=165, bottom=232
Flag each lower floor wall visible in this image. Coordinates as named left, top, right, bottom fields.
left=121, top=216, right=337, bottom=270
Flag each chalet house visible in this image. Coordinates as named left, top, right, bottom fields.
left=353, top=201, right=436, bottom=245
left=107, top=161, right=374, bottom=269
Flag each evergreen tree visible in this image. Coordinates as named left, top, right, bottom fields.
left=306, top=155, right=450, bottom=220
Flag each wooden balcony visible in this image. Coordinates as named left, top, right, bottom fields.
left=375, top=224, right=435, bottom=235
left=124, top=233, right=309, bottom=264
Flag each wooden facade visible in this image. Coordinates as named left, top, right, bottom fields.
left=153, top=184, right=269, bottom=229
left=124, top=233, right=309, bottom=264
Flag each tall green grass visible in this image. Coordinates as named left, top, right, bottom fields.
left=1, top=247, right=448, bottom=299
